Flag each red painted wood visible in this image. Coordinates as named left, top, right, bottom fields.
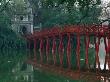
left=94, top=37, right=100, bottom=71
left=46, top=38, right=50, bottom=63
left=26, top=25, right=110, bottom=71
left=52, top=36, right=57, bottom=65
left=58, top=35, right=64, bottom=67
left=67, top=34, right=71, bottom=69
left=76, top=34, right=80, bottom=71
left=40, top=39, right=43, bottom=63
left=104, top=37, right=108, bottom=70
left=107, top=38, right=110, bottom=71
left=27, top=25, right=109, bottom=39
left=34, top=39, right=37, bottom=63
left=85, top=35, right=90, bottom=69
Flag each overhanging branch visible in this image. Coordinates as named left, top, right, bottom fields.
left=99, top=18, right=110, bottom=24
left=0, top=0, right=10, bottom=13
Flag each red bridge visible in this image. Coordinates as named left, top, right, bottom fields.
left=26, top=25, right=110, bottom=80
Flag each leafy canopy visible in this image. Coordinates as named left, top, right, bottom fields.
left=29, top=0, right=101, bottom=28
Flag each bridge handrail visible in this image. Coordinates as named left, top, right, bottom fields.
left=26, top=25, right=110, bottom=39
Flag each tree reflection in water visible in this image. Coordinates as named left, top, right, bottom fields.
left=0, top=50, right=109, bottom=82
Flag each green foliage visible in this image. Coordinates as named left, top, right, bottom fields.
left=0, top=0, right=29, bottom=28
left=0, top=0, right=27, bottom=50
left=0, top=26, right=26, bottom=50
left=0, top=13, right=11, bottom=28
left=29, top=0, right=101, bottom=28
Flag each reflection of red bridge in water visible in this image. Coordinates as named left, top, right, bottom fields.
left=26, top=25, right=110, bottom=80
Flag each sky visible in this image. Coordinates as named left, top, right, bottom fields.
left=102, top=0, right=110, bottom=3
left=102, top=0, right=110, bottom=5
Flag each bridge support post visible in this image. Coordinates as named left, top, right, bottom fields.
left=46, top=37, right=49, bottom=63
left=40, top=39, right=43, bottom=64
left=76, top=34, right=80, bottom=71
left=58, top=35, right=64, bottom=67
left=104, top=37, right=108, bottom=71
left=52, top=36, right=57, bottom=65
left=67, top=34, right=71, bottom=69
left=108, top=38, right=110, bottom=71
left=94, top=37, right=100, bottom=72
left=33, top=39, right=37, bottom=63
left=85, top=35, right=90, bottom=70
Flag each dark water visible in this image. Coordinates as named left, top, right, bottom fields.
left=0, top=50, right=108, bottom=82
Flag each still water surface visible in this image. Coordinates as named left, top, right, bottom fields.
left=0, top=50, right=108, bottom=82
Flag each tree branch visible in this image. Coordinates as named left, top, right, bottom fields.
left=99, top=18, right=110, bottom=24
left=0, top=0, right=10, bottom=13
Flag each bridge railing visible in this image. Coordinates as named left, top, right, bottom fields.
left=26, top=25, right=110, bottom=72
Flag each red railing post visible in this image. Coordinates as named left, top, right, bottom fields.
left=40, top=38, right=43, bottom=63
left=67, top=34, right=71, bottom=69
left=85, top=35, right=90, bottom=70
left=26, top=25, right=110, bottom=73
left=76, top=34, right=80, bottom=71
left=58, top=35, right=64, bottom=67
left=34, top=39, right=37, bottom=63
left=108, top=38, right=110, bottom=71
left=94, top=37, right=100, bottom=71
left=104, top=37, right=108, bottom=70
left=46, top=37, right=50, bottom=63
left=52, top=36, right=57, bottom=65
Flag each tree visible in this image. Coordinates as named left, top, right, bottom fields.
left=0, top=0, right=28, bottom=27
left=0, top=0, right=27, bottom=50
left=28, top=0, right=102, bottom=28
left=27, top=0, right=103, bottom=69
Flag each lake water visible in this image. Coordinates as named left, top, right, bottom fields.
left=0, top=50, right=109, bottom=82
